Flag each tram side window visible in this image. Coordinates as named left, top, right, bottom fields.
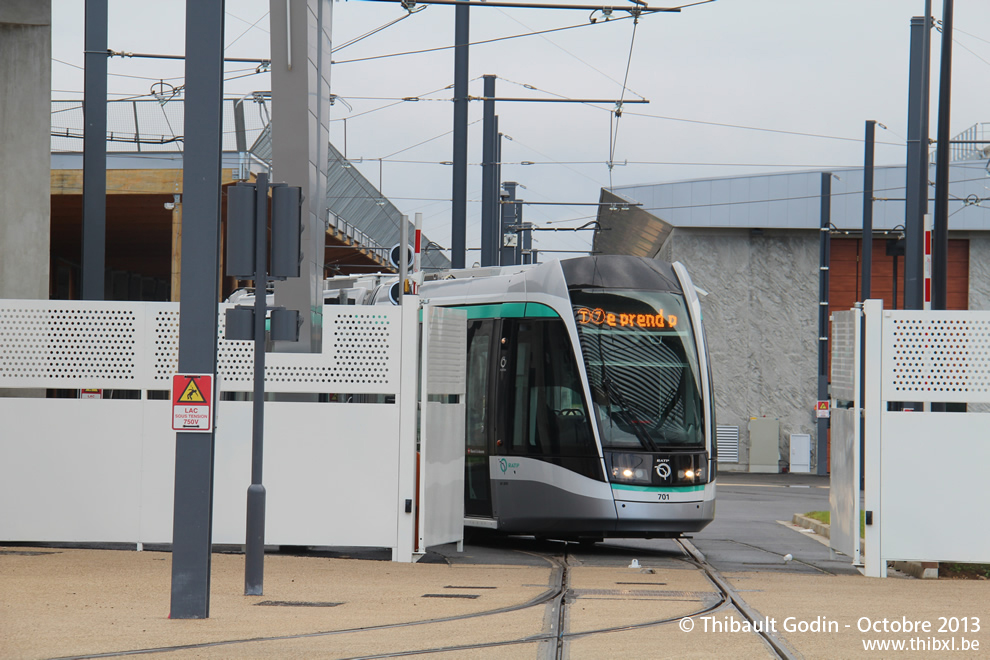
left=465, top=320, right=491, bottom=454
left=505, top=320, right=596, bottom=457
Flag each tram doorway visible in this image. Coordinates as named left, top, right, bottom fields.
left=465, top=319, right=494, bottom=518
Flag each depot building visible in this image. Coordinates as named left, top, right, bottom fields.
left=595, top=157, right=990, bottom=473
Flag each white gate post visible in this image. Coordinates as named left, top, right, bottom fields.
left=863, top=299, right=884, bottom=577
left=393, top=297, right=420, bottom=562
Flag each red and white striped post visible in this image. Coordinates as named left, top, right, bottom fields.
left=412, top=212, right=422, bottom=294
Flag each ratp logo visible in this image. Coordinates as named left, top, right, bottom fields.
left=499, top=458, right=520, bottom=474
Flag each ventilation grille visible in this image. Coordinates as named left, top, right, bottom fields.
left=716, top=425, right=739, bottom=463
left=0, top=306, right=139, bottom=381
left=830, top=310, right=858, bottom=402
left=883, top=314, right=990, bottom=402
left=425, top=306, right=467, bottom=395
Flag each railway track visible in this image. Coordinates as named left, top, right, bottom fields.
left=57, top=539, right=798, bottom=660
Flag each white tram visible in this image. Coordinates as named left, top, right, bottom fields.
left=411, top=255, right=716, bottom=541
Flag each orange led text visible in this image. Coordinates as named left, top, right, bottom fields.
left=576, top=307, right=677, bottom=329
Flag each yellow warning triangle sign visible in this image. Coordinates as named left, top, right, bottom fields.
left=178, top=379, right=207, bottom=403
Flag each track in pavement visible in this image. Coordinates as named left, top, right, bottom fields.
left=54, top=538, right=798, bottom=660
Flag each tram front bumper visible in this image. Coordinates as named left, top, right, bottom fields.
left=613, top=497, right=715, bottom=535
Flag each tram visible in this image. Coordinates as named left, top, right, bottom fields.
left=414, top=255, right=717, bottom=541
left=307, top=255, right=715, bottom=540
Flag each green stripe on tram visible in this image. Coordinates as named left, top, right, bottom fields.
left=453, top=302, right=561, bottom=320
left=523, top=303, right=559, bottom=318
left=418, top=301, right=561, bottom=321
left=610, top=484, right=706, bottom=493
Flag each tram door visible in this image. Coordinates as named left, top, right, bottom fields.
left=464, top=319, right=494, bottom=518
left=492, top=318, right=600, bottom=523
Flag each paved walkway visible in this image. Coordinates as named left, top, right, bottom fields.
left=3, top=474, right=989, bottom=659
left=4, top=541, right=990, bottom=659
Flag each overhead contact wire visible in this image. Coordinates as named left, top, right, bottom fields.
left=331, top=17, right=632, bottom=65
left=608, top=17, right=639, bottom=190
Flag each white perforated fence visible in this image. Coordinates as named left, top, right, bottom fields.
left=0, top=300, right=401, bottom=394
left=0, top=298, right=421, bottom=559
left=881, top=311, right=990, bottom=403
left=217, top=307, right=400, bottom=392
left=860, top=302, right=990, bottom=577
left=0, top=301, right=161, bottom=388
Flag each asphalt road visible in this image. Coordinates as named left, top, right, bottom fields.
left=443, top=471, right=860, bottom=578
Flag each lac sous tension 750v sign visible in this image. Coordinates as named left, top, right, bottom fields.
left=172, top=373, right=214, bottom=432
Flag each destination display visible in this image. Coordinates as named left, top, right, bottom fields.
left=575, top=306, right=678, bottom=329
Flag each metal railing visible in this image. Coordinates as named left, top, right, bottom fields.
left=327, top=213, right=387, bottom=258
left=931, top=122, right=990, bottom=164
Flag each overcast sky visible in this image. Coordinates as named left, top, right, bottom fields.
left=51, top=0, right=990, bottom=260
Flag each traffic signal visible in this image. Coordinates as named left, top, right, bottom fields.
left=270, top=185, right=303, bottom=279
left=226, top=183, right=257, bottom=279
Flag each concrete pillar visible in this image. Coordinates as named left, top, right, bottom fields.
left=269, top=0, right=332, bottom=353
left=0, top=1, right=52, bottom=300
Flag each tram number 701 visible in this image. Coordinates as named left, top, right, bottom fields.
left=658, top=493, right=670, bottom=501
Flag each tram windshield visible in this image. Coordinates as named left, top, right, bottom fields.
left=570, top=289, right=704, bottom=450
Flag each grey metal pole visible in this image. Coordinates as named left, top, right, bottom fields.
left=450, top=4, right=469, bottom=269
left=82, top=0, right=107, bottom=300
left=920, top=0, right=932, bottom=302
left=862, top=120, right=875, bottom=301
left=932, top=0, right=953, bottom=311
left=480, top=75, right=497, bottom=267
left=859, top=121, right=875, bottom=480
left=922, top=0, right=932, bottom=172
left=500, top=182, right=518, bottom=266
left=903, top=15, right=930, bottom=310
left=400, top=214, right=409, bottom=302
left=521, top=222, right=533, bottom=265
left=816, top=172, right=831, bottom=476
left=494, top=118, right=502, bottom=261
left=245, top=173, right=268, bottom=596
left=514, top=211, right=529, bottom=266
left=170, top=0, right=225, bottom=620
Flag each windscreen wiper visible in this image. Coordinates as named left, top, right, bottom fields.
left=593, top=316, right=659, bottom=452
left=603, top=375, right=659, bottom=452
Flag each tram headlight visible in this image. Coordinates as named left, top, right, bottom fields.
left=677, top=466, right=705, bottom=484
left=608, top=453, right=653, bottom=486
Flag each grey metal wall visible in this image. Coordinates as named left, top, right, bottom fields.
left=662, top=228, right=820, bottom=471
left=615, top=162, right=989, bottom=233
